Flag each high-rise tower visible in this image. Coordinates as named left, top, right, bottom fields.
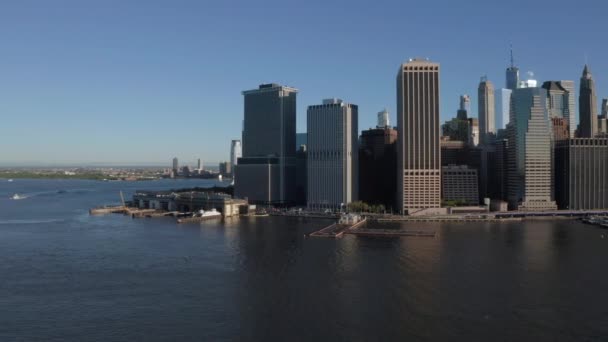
left=507, top=86, right=557, bottom=210
left=506, top=46, right=519, bottom=90
left=230, top=140, right=242, bottom=166
left=579, top=65, right=598, bottom=137
left=557, top=80, right=576, bottom=137
left=396, top=59, right=441, bottom=213
left=459, top=94, right=471, bottom=117
left=172, top=157, right=179, bottom=174
left=478, top=77, right=496, bottom=144
left=307, top=99, right=358, bottom=209
left=377, top=109, right=390, bottom=128
left=235, top=83, right=297, bottom=204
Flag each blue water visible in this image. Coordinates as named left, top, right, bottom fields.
left=1, top=179, right=608, bottom=341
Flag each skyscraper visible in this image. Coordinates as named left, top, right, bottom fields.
left=478, top=77, right=496, bottom=144
left=459, top=94, right=471, bottom=117
left=506, top=46, right=519, bottom=90
left=599, top=98, right=608, bottom=135
left=307, top=99, right=358, bottom=209
left=468, top=118, right=479, bottom=146
left=579, top=65, right=598, bottom=138
left=495, top=88, right=512, bottom=130
left=359, top=126, right=397, bottom=210
left=235, top=83, right=297, bottom=204
left=172, top=157, right=179, bottom=174
left=507, top=86, right=557, bottom=210
left=197, top=158, right=202, bottom=171
left=397, top=59, right=441, bottom=213
left=559, top=80, right=576, bottom=137
left=230, top=140, right=242, bottom=166
left=542, top=81, right=571, bottom=140
left=377, top=109, right=390, bottom=128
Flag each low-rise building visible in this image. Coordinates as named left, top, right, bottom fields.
left=442, top=165, right=479, bottom=205
left=133, top=190, right=247, bottom=217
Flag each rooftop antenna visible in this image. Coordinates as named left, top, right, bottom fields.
left=509, top=43, right=515, bottom=68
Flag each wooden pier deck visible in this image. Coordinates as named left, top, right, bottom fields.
left=308, top=219, right=367, bottom=238
left=346, top=229, right=436, bottom=238
left=89, top=206, right=128, bottom=215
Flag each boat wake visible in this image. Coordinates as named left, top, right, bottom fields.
left=0, top=219, right=64, bottom=225
left=8, top=189, right=95, bottom=200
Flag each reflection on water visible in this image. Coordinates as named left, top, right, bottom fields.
left=0, top=180, right=607, bottom=341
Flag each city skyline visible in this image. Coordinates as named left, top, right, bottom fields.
left=1, top=1, right=608, bottom=164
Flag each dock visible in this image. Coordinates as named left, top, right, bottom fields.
left=89, top=206, right=127, bottom=215
left=345, top=229, right=436, bottom=238
left=308, top=218, right=367, bottom=238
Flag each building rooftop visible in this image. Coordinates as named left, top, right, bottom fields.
left=242, top=83, right=298, bottom=95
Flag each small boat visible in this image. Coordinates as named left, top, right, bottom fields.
left=7, top=179, right=13, bottom=182
left=11, top=193, right=23, bottom=200
left=194, top=208, right=221, bottom=218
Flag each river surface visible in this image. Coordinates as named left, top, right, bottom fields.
left=0, top=179, right=607, bottom=341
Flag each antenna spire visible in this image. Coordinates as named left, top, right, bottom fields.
left=510, top=43, right=514, bottom=68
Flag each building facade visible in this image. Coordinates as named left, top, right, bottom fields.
left=495, top=88, right=512, bottom=130
left=230, top=140, right=242, bottom=166
left=172, top=157, right=179, bottom=174
left=559, top=80, right=576, bottom=138
left=468, top=118, right=479, bottom=147
left=542, top=81, right=572, bottom=141
left=579, top=65, right=598, bottom=138
left=307, top=99, right=358, bottom=210
left=442, top=165, right=479, bottom=205
left=507, top=86, right=557, bottom=210
left=359, top=127, right=397, bottom=210
left=219, top=161, right=231, bottom=176
left=397, top=59, right=441, bottom=213
left=459, top=94, right=471, bottom=117
left=235, top=83, right=297, bottom=205
left=506, top=50, right=519, bottom=91
left=377, top=109, right=390, bottom=128
left=555, top=138, right=608, bottom=209
left=296, top=133, right=307, bottom=151
left=478, top=77, right=496, bottom=144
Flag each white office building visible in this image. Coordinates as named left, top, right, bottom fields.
left=307, top=99, right=358, bottom=209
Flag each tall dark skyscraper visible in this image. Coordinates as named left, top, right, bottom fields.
left=458, top=94, right=471, bottom=118
left=235, top=83, right=297, bottom=204
left=396, top=59, right=441, bottom=213
left=555, top=138, right=608, bottom=209
left=579, top=65, right=599, bottom=138
left=505, top=47, right=519, bottom=90
left=359, top=127, right=397, bottom=210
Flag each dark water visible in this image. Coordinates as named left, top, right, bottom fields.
left=1, top=179, right=608, bottom=341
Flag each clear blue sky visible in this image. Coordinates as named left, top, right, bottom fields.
left=1, top=0, right=607, bottom=166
